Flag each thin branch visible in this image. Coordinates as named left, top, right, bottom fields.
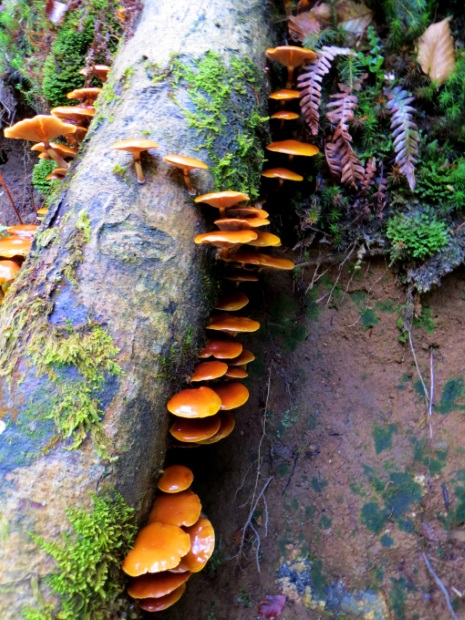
left=409, top=329, right=430, bottom=413
left=422, top=552, right=458, bottom=620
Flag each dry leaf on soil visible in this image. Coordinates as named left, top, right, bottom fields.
left=336, top=0, right=374, bottom=35
left=258, top=594, right=287, bottom=619
left=416, top=17, right=455, bottom=85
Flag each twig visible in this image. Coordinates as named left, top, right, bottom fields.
left=409, top=330, right=430, bottom=413
left=422, top=552, right=458, bottom=620
left=429, top=347, right=435, bottom=441
left=0, top=171, right=23, bottom=224
left=240, top=476, right=273, bottom=573
left=295, top=246, right=386, bottom=268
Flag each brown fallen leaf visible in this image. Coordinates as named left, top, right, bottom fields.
left=45, top=0, right=68, bottom=23
left=258, top=594, right=286, bottom=619
left=336, top=0, right=374, bottom=36
left=416, top=17, right=455, bottom=85
left=288, top=12, right=321, bottom=42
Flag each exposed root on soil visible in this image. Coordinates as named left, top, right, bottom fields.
left=409, top=329, right=435, bottom=441
left=422, top=552, right=458, bottom=620
left=235, top=367, right=273, bottom=573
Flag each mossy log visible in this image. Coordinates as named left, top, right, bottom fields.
left=0, top=1, right=273, bottom=616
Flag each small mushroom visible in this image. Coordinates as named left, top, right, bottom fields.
left=66, top=87, right=102, bottom=107
left=199, top=338, right=243, bottom=359
left=158, top=465, right=194, bottom=494
left=195, top=190, right=250, bottom=218
left=190, top=360, right=228, bottom=382
left=51, top=106, right=95, bottom=126
left=266, top=46, right=317, bottom=86
left=7, top=225, right=38, bottom=239
left=229, top=349, right=255, bottom=366
left=225, top=251, right=295, bottom=270
left=196, top=411, right=236, bottom=444
left=45, top=167, right=67, bottom=181
left=167, top=386, right=222, bottom=418
left=266, top=139, right=319, bottom=161
left=79, top=64, right=110, bottom=83
left=139, top=584, right=187, bottom=612
left=31, top=142, right=77, bottom=169
left=212, top=382, right=250, bottom=410
left=214, top=217, right=270, bottom=231
left=225, top=366, right=248, bottom=379
left=215, top=290, right=249, bottom=311
left=262, top=167, right=304, bottom=188
left=194, top=229, right=258, bottom=259
left=147, top=489, right=202, bottom=527
left=0, top=236, right=32, bottom=259
left=128, top=571, right=191, bottom=599
left=169, top=415, right=222, bottom=443
left=271, top=109, right=300, bottom=129
left=122, top=522, right=191, bottom=576
left=246, top=231, right=282, bottom=248
left=207, top=315, right=260, bottom=335
left=0, top=260, right=20, bottom=286
left=177, top=518, right=215, bottom=573
left=112, top=138, right=159, bottom=184
left=163, top=154, right=208, bottom=195
left=269, top=89, right=301, bottom=106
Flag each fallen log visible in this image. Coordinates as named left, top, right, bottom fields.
left=0, top=0, right=272, bottom=616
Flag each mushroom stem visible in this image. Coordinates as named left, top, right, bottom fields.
left=133, top=155, right=145, bottom=184
left=0, top=172, right=23, bottom=224
left=183, top=170, right=196, bottom=196
left=44, top=141, right=69, bottom=170
left=286, top=67, right=294, bottom=88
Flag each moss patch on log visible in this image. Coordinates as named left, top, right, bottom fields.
left=170, top=50, right=269, bottom=198
left=22, top=493, right=137, bottom=620
left=0, top=209, right=120, bottom=457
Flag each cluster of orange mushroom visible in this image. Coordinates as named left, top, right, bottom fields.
left=0, top=224, right=37, bottom=302
left=263, top=45, right=319, bottom=187
left=122, top=465, right=215, bottom=613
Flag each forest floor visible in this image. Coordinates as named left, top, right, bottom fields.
left=162, top=259, right=465, bottom=620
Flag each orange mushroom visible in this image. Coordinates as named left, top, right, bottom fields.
left=196, top=411, right=236, bottom=444
left=246, top=231, right=282, bottom=248
left=127, top=571, right=191, bottom=599
left=0, top=236, right=32, bottom=258
left=79, top=64, right=110, bottom=83
left=0, top=260, right=20, bottom=285
left=261, top=167, right=304, bottom=188
left=194, top=191, right=250, bottom=218
left=51, top=106, right=95, bottom=126
left=225, top=366, right=248, bottom=379
left=169, top=415, right=222, bottom=443
left=214, top=290, right=249, bottom=311
left=139, top=584, right=187, bottom=612
left=163, top=154, right=208, bottom=195
left=167, top=386, right=222, bottom=418
left=270, top=110, right=299, bottom=121
left=224, top=251, right=295, bottom=270
left=269, top=89, right=301, bottom=105
left=45, top=167, right=67, bottom=181
left=226, top=206, right=269, bottom=218
left=214, top=217, right=270, bottom=231
left=177, top=518, right=215, bottom=573
left=158, top=465, right=194, bottom=494
left=147, top=489, right=202, bottom=527
left=190, top=361, right=228, bottom=382
left=7, top=225, right=38, bottom=239
left=266, top=46, right=317, bottom=86
left=66, top=87, right=102, bottom=106
left=112, top=138, right=159, bottom=184
left=122, top=522, right=190, bottom=576
left=207, top=315, right=260, bottom=335
left=266, top=139, right=319, bottom=161
left=212, top=382, right=250, bottom=410
left=194, top=230, right=258, bottom=257
left=229, top=349, right=255, bottom=366
left=199, top=338, right=243, bottom=359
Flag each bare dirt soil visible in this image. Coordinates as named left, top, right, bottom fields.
left=161, top=259, right=465, bottom=620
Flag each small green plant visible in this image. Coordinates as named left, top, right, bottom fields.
left=386, top=210, right=449, bottom=262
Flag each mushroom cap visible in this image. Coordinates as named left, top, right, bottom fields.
left=194, top=230, right=257, bottom=247
left=229, top=349, right=255, bottom=366
left=199, top=338, right=243, bottom=359
left=207, top=315, right=260, bottom=334
left=122, top=522, right=191, bottom=576
left=163, top=154, right=208, bottom=171
left=215, top=290, right=249, bottom=311
left=4, top=115, right=77, bottom=142
left=111, top=138, right=160, bottom=154
left=225, top=366, right=248, bottom=379
left=66, top=87, right=102, bottom=101
left=246, top=231, right=282, bottom=248
left=31, top=142, right=77, bottom=158
left=170, top=415, right=222, bottom=442
left=213, top=382, right=250, bottom=410
left=127, top=571, right=191, bottom=599
left=269, top=89, right=301, bottom=101
left=139, top=583, right=187, bottom=612
left=225, top=251, right=295, bottom=270
left=196, top=411, right=236, bottom=444
left=6, top=225, right=38, bottom=239
left=177, top=518, right=215, bottom=572
left=167, top=386, right=222, bottom=418
left=194, top=190, right=250, bottom=210
left=270, top=110, right=300, bottom=120
left=148, top=489, right=202, bottom=527
left=36, top=207, right=48, bottom=217
left=51, top=106, right=95, bottom=122
left=224, top=270, right=260, bottom=282
left=190, top=360, right=228, bottom=382
left=214, top=217, right=270, bottom=231
left=261, top=167, right=303, bottom=182
left=266, top=45, right=317, bottom=68
left=158, top=465, right=194, bottom=494
left=0, top=236, right=32, bottom=258
left=226, top=206, right=270, bottom=218
left=266, top=139, right=319, bottom=157
left=0, top=260, right=20, bottom=285
left=79, top=64, right=110, bottom=82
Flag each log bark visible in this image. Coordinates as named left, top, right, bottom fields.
left=0, top=0, right=273, bottom=616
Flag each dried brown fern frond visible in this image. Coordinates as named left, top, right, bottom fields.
left=372, top=166, right=388, bottom=216
left=298, top=46, right=355, bottom=135
left=361, top=157, right=376, bottom=193
left=326, top=83, right=359, bottom=133
left=385, top=86, right=419, bottom=191
left=324, top=140, right=342, bottom=179
left=332, top=125, right=365, bottom=188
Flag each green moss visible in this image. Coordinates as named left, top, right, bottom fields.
left=63, top=209, right=92, bottom=283
left=112, top=163, right=129, bottom=183
left=170, top=51, right=269, bottom=198
left=372, top=423, right=397, bottom=454
left=27, top=493, right=137, bottom=620
left=435, top=377, right=465, bottom=414
left=31, top=160, right=58, bottom=197
left=386, top=210, right=449, bottom=263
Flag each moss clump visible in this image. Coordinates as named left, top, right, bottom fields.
left=26, top=493, right=137, bottom=620
left=170, top=51, right=269, bottom=198
left=386, top=210, right=449, bottom=263
left=31, top=160, right=59, bottom=197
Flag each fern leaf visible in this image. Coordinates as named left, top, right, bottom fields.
left=324, top=141, right=342, bottom=179
left=298, top=46, right=355, bottom=135
left=361, top=157, right=377, bottom=193
left=326, top=83, right=359, bottom=133
left=386, top=86, right=419, bottom=191
left=332, top=126, right=365, bottom=188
